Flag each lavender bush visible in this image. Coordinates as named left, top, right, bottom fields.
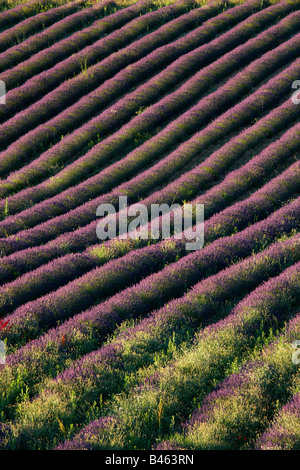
left=0, top=0, right=86, bottom=53
left=0, top=54, right=298, bottom=254
left=0, top=206, right=298, bottom=424
left=46, top=262, right=300, bottom=451
left=0, top=8, right=298, bottom=189
left=0, top=0, right=267, bottom=152
left=0, top=0, right=298, bottom=450
left=255, top=389, right=300, bottom=449
left=0, top=0, right=195, bottom=124
left=158, top=307, right=300, bottom=450
left=0, top=0, right=73, bottom=30
left=0, top=0, right=116, bottom=71
left=0, top=0, right=296, bottom=200
left=0, top=155, right=297, bottom=313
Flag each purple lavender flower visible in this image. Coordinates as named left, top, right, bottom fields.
left=0, top=0, right=197, bottom=125
left=52, top=264, right=300, bottom=451
left=0, top=0, right=290, bottom=157
left=255, top=392, right=300, bottom=450
left=0, top=1, right=114, bottom=72
left=1, top=51, right=299, bottom=254
left=0, top=0, right=71, bottom=31
left=0, top=0, right=86, bottom=54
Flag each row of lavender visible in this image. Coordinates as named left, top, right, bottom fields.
left=1, top=50, right=299, bottom=254
left=0, top=4, right=297, bottom=192
left=0, top=0, right=159, bottom=90
left=0, top=0, right=88, bottom=53
left=0, top=129, right=298, bottom=314
left=0, top=1, right=117, bottom=71
left=0, top=0, right=272, bottom=155
left=0, top=0, right=298, bottom=338
left=0, top=0, right=296, bottom=205
left=0, top=0, right=299, bottom=451
left=0, top=0, right=79, bottom=31
left=255, top=385, right=300, bottom=449
left=0, top=0, right=198, bottom=124
left=55, top=262, right=299, bottom=451
left=155, top=310, right=300, bottom=450
left=0, top=194, right=298, bottom=420
left=0, top=0, right=264, bottom=180
left=0, top=116, right=299, bottom=282
left=1, top=241, right=299, bottom=448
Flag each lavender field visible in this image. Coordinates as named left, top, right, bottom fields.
left=0, top=0, right=299, bottom=451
